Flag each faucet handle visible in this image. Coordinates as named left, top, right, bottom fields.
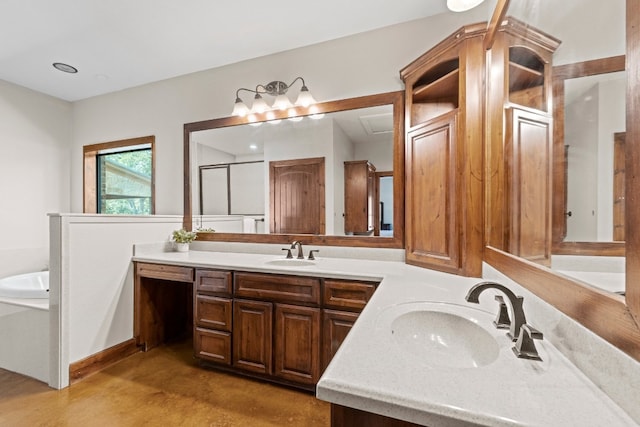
left=308, top=250, right=319, bottom=260
left=282, top=248, right=293, bottom=259
left=493, top=295, right=511, bottom=330
left=512, top=324, right=543, bottom=361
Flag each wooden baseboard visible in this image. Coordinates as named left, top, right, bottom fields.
left=69, top=339, right=140, bottom=384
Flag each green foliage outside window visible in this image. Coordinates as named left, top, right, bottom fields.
left=98, top=149, right=152, bottom=215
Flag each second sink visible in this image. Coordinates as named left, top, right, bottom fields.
left=379, top=302, right=501, bottom=369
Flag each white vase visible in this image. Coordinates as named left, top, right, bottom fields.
left=175, top=242, right=189, bottom=252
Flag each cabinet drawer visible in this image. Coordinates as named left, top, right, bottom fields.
left=136, top=262, right=193, bottom=282
left=194, top=328, right=231, bottom=365
left=234, top=272, right=320, bottom=305
left=323, top=279, right=376, bottom=311
left=196, top=269, right=232, bottom=295
left=195, top=295, right=232, bottom=331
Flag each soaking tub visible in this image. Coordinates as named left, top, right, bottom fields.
left=0, top=271, right=49, bottom=299
left=0, top=271, right=49, bottom=383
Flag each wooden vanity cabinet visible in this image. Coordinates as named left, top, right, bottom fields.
left=322, top=279, right=377, bottom=371
left=233, top=298, right=273, bottom=374
left=485, top=18, right=560, bottom=266
left=233, top=272, right=322, bottom=387
left=400, top=23, right=485, bottom=277
left=193, top=269, right=233, bottom=365
left=344, top=160, right=377, bottom=236
left=134, top=262, right=194, bottom=351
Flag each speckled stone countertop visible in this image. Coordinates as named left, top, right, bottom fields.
left=132, top=248, right=637, bottom=427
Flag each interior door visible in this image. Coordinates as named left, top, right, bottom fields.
left=269, top=157, right=325, bottom=234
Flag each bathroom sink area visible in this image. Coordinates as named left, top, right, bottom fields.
left=265, top=259, right=317, bottom=267
left=377, top=301, right=503, bottom=369
left=390, top=308, right=500, bottom=369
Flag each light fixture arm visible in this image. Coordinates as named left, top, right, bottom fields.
left=232, top=76, right=315, bottom=117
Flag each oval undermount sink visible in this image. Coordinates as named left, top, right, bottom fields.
left=390, top=306, right=500, bottom=369
left=265, top=259, right=316, bottom=267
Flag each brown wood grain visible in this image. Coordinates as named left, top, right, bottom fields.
left=331, top=404, right=422, bottom=427
left=322, top=309, right=359, bottom=372
left=270, top=157, right=325, bottom=235
left=233, top=298, right=273, bottom=375
left=344, top=160, right=376, bottom=235
left=626, top=0, right=640, bottom=326
left=401, top=24, right=485, bottom=277
left=274, top=304, right=321, bottom=385
left=69, top=339, right=139, bottom=384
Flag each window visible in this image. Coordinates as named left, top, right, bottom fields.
left=83, top=136, right=155, bottom=214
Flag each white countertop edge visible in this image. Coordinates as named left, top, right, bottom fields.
left=317, top=379, right=506, bottom=427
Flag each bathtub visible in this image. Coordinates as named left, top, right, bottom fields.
left=0, top=271, right=49, bottom=299
left=0, top=270, right=49, bottom=383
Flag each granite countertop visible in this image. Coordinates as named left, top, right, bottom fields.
left=132, top=249, right=637, bottom=427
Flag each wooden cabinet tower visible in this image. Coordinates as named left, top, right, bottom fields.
left=400, top=23, right=486, bottom=276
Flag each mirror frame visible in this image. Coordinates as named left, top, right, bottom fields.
left=484, top=0, right=640, bottom=362
left=183, top=90, right=405, bottom=249
left=551, top=55, right=626, bottom=256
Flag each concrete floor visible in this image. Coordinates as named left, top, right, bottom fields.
left=0, top=341, right=330, bottom=426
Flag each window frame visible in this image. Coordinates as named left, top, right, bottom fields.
left=83, top=136, right=156, bottom=214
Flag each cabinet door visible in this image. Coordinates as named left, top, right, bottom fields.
left=274, top=304, right=321, bottom=385
left=322, top=309, right=359, bottom=371
left=505, top=107, right=552, bottom=265
left=405, top=111, right=461, bottom=273
left=233, top=299, right=273, bottom=375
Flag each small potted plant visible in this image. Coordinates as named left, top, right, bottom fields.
left=172, top=228, right=197, bottom=252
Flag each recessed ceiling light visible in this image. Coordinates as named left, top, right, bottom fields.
left=53, top=62, right=78, bottom=74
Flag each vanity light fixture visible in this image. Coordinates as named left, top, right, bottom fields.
left=231, top=77, right=316, bottom=118
left=447, top=0, right=485, bottom=12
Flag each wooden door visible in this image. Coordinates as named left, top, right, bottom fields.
left=233, top=299, right=273, bottom=375
left=274, top=303, right=320, bottom=385
left=613, top=132, right=626, bottom=241
left=270, top=157, right=325, bottom=234
left=322, top=309, right=359, bottom=371
left=344, top=160, right=376, bottom=235
left=405, top=111, right=460, bottom=273
left=505, top=107, right=552, bottom=265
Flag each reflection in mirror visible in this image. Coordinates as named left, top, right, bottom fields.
left=485, top=0, right=640, bottom=364
left=562, top=71, right=626, bottom=242
left=185, top=91, right=404, bottom=248
left=491, top=0, right=627, bottom=294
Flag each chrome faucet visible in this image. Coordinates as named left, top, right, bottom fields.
left=465, top=281, right=526, bottom=341
left=290, top=241, right=305, bottom=259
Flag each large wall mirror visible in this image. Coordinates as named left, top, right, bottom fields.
left=183, top=91, right=405, bottom=248
left=485, top=0, right=640, bottom=361
left=551, top=55, right=626, bottom=292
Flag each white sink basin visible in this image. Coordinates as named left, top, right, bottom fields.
left=379, top=302, right=500, bottom=369
left=265, top=259, right=316, bottom=267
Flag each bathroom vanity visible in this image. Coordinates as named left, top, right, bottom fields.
left=134, top=257, right=378, bottom=391
left=132, top=248, right=637, bottom=426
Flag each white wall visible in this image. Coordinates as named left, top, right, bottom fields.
left=0, top=81, right=72, bottom=278
left=566, top=76, right=626, bottom=242
left=70, top=7, right=490, bottom=216
left=49, top=214, right=187, bottom=388
left=596, top=77, right=625, bottom=241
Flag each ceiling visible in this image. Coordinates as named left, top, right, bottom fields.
left=193, top=105, right=393, bottom=157
left=0, top=0, right=450, bottom=102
